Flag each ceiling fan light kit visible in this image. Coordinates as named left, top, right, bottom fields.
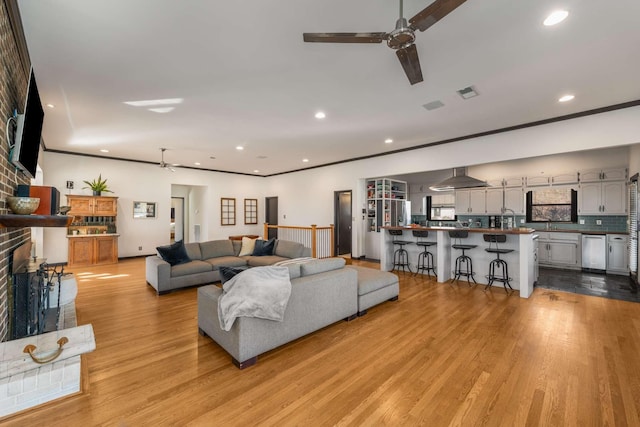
left=303, top=0, right=468, bottom=85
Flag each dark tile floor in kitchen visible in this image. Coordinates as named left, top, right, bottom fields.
left=536, top=267, right=639, bottom=302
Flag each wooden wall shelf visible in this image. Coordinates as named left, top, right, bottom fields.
left=0, top=215, right=72, bottom=228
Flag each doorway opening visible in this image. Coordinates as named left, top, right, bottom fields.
left=265, top=197, right=278, bottom=240
left=171, top=197, right=184, bottom=243
left=334, top=190, right=352, bottom=257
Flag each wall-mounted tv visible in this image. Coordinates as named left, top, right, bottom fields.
left=11, top=68, right=44, bottom=179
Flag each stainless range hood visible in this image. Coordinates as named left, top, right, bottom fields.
left=429, top=167, right=488, bottom=191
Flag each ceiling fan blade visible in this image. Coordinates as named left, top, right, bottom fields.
left=396, top=44, right=423, bottom=85
left=303, top=32, right=387, bottom=43
left=409, top=0, right=467, bottom=32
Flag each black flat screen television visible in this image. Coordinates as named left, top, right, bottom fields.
left=11, top=68, right=44, bottom=179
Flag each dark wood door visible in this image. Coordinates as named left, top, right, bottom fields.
left=265, top=197, right=278, bottom=240
left=335, top=190, right=352, bottom=256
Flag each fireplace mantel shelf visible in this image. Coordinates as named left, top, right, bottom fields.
left=0, top=214, right=72, bottom=228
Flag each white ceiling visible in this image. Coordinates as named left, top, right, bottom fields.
left=17, top=0, right=640, bottom=176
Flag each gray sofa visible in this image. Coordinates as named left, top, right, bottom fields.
left=198, top=257, right=358, bottom=368
left=198, top=257, right=400, bottom=368
left=146, top=239, right=311, bottom=294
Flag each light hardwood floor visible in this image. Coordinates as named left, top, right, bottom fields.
left=4, top=257, right=640, bottom=426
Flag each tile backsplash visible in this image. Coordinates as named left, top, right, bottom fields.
left=410, top=214, right=628, bottom=233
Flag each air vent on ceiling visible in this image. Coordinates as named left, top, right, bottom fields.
left=422, top=100, right=445, bottom=111
left=457, top=86, right=478, bottom=99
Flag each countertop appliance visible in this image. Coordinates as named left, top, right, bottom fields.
left=582, top=234, right=606, bottom=272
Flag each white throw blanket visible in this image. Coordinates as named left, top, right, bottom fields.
left=217, top=266, right=292, bottom=331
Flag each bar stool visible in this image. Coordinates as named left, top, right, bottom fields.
left=412, top=230, right=437, bottom=277
left=483, top=234, right=514, bottom=293
left=388, top=229, right=412, bottom=273
left=448, top=230, right=477, bottom=285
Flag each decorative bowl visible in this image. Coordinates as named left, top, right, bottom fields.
left=6, top=196, right=40, bottom=215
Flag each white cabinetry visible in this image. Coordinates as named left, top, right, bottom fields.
left=580, top=167, right=627, bottom=183
left=537, top=232, right=581, bottom=269
left=607, top=234, right=629, bottom=275
left=365, top=178, right=407, bottom=259
left=551, top=172, right=578, bottom=185
left=526, top=176, right=550, bottom=187
left=578, top=181, right=626, bottom=215
left=455, top=189, right=486, bottom=214
left=504, top=187, right=525, bottom=215
left=485, top=188, right=503, bottom=214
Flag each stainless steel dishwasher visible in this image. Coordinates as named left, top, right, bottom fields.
left=582, top=234, right=606, bottom=272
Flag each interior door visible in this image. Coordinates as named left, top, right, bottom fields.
left=265, top=197, right=278, bottom=240
left=334, top=190, right=352, bottom=256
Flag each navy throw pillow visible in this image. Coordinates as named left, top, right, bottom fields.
left=219, top=266, right=249, bottom=284
left=252, top=238, right=275, bottom=256
left=156, top=240, right=191, bottom=266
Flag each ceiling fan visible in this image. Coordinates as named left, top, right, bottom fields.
left=303, top=0, right=468, bottom=85
left=159, top=148, right=179, bottom=172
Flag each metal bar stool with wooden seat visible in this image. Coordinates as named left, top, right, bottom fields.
left=448, top=230, right=477, bottom=285
left=412, top=230, right=437, bottom=277
left=483, top=234, right=514, bottom=293
left=388, top=229, right=412, bottom=273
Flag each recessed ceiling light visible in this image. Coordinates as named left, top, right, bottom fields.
left=124, top=98, right=183, bottom=107
left=558, top=94, right=575, bottom=102
left=100, top=149, right=109, bottom=153
left=194, top=162, right=201, bottom=166
left=46, top=103, right=55, bottom=108
left=236, top=146, right=244, bottom=151
left=148, top=107, right=174, bottom=113
left=253, top=169, right=260, bottom=173
left=315, top=111, right=326, bottom=119
left=384, top=138, right=393, bottom=144
left=544, top=10, right=569, bottom=26
left=302, top=158, right=309, bottom=163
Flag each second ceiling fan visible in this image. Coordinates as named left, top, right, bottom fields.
left=303, top=0, right=468, bottom=85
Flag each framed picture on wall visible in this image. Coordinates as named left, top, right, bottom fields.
left=133, top=201, right=156, bottom=219
left=244, top=198, right=258, bottom=224
left=221, top=198, right=236, bottom=226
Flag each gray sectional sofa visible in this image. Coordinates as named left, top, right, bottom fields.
left=145, top=239, right=311, bottom=294
left=198, top=257, right=400, bottom=368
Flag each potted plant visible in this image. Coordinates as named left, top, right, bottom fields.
left=83, top=174, right=112, bottom=196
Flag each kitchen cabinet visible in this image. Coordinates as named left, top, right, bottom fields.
left=525, top=176, right=550, bottom=187
left=67, top=195, right=118, bottom=216
left=68, top=235, right=118, bottom=267
left=537, top=232, right=581, bottom=269
left=551, top=172, right=578, bottom=185
left=580, top=167, right=627, bottom=183
left=578, top=181, right=626, bottom=215
left=485, top=188, right=504, bottom=215
left=607, top=234, right=629, bottom=275
left=504, top=187, right=525, bottom=215
left=455, top=189, right=486, bottom=214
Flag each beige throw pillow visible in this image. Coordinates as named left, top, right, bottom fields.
left=238, top=236, right=257, bottom=256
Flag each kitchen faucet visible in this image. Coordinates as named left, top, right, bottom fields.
left=501, top=207, right=516, bottom=229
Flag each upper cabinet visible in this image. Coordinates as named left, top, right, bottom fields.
left=525, top=176, right=550, bottom=187
left=485, top=188, right=504, bottom=215
left=578, top=181, right=626, bottom=215
left=67, top=195, right=118, bottom=216
left=455, top=189, right=486, bottom=215
left=579, top=167, right=627, bottom=183
left=550, top=172, right=578, bottom=185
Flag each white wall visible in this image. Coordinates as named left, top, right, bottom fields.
left=41, top=153, right=267, bottom=262
left=41, top=106, right=640, bottom=261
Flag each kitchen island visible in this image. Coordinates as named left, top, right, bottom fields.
left=380, top=226, right=537, bottom=298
